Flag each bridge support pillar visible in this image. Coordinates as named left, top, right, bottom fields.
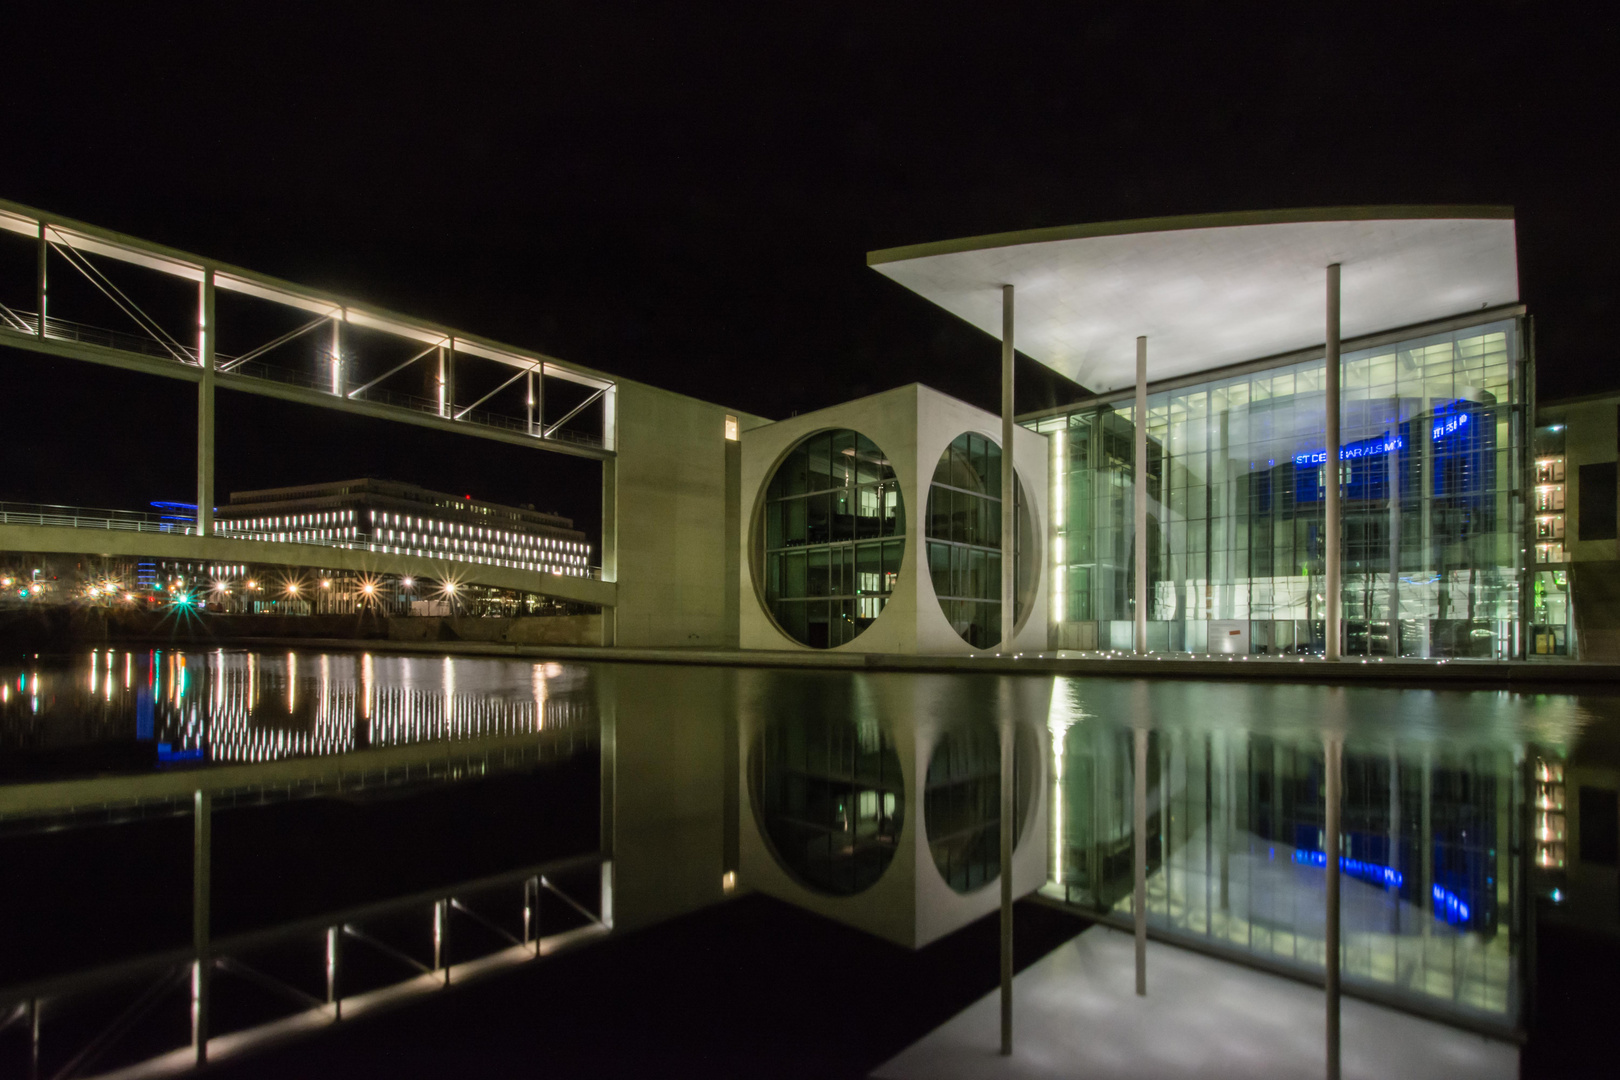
left=197, top=270, right=216, bottom=536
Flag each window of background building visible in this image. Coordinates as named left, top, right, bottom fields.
left=760, top=430, right=903, bottom=648
left=1578, top=461, right=1618, bottom=541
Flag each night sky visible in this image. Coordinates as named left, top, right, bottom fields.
left=2, top=6, right=1615, bottom=547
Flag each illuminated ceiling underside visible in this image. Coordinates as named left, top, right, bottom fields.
left=868, top=208, right=1520, bottom=395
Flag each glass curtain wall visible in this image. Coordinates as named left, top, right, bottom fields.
left=1031, top=319, right=1527, bottom=658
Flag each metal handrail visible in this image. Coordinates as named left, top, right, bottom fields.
left=2, top=312, right=607, bottom=449
left=0, top=503, right=604, bottom=580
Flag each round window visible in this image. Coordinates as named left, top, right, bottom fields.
left=758, top=429, right=904, bottom=648
left=752, top=712, right=905, bottom=896
left=924, top=432, right=1035, bottom=648
left=924, top=719, right=1035, bottom=893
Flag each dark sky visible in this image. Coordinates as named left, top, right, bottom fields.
left=2, top=5, right=1615, bottom=542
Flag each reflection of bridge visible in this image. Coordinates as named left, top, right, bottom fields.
left=0, top=501, right=613, bottom=606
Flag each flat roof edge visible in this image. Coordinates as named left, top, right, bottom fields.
left=866, top=205, right=1517, bottom=266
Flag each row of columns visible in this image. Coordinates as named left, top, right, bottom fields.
left=994, top=274, right=1348, bottom=1075
left=1127, top=264, right=1344, bottom=660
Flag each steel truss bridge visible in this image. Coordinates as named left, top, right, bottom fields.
left=0, top=197, right=620, bottom=606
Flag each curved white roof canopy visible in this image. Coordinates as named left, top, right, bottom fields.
left=868, top=207, right=1519, bottom=395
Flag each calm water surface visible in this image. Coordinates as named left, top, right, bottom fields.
left=1, top=646, right=1615, bottom=1058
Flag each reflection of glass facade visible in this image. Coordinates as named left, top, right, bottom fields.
left=1046, top=719, right=1523, bottom=1027
left=760, top=430, right=904, bottom=648
left=1029, top=319, right=1528, bottom=657
left=753, top=714, right=904, bottom=895
left=925, top=432, right=1029, bottom=648
left=925, top=720, right=1032, bottom=892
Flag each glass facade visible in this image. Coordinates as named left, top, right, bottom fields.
left=925, top=432, right=1031, bottom=648
left=752, top=713, right=904, bottom=895
left=760, top=430, right=905, bottom=648
left=1029, top=318, right=1528, bottom=657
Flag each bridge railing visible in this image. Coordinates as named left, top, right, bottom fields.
left=0, top=502, right=603, bottom=581
left=4, top=312, right=606, bottom=450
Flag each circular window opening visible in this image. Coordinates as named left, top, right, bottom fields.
left=924, top=720, right=1036, bottom=894
left=758, top=429, right=905, bottom=648
left=924, top=432, right=1037, bottom=648
left=752, top=713, right=905, bottom=896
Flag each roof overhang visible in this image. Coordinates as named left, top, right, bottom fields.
left=868, top=207, right=1519, bottom=394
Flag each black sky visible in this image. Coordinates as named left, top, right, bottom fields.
left=2, top=4, right=1616, bottom=538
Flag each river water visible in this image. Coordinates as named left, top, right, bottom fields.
left=2, top=646, right=1616, bottom=1069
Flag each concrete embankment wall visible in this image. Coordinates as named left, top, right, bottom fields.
left=0, top=608, right=601, bottom=649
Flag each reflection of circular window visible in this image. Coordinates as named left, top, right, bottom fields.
left=924, top=432, right=1035, bottom=648
left=757, top=429, right=905, bottom=648
left=924, top=720, right=1035, bottom=894
left=752, top=713, right=905, bottom=896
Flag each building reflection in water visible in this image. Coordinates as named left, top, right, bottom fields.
left=1040, top=676, right=1597, bottom=1031
left=0, top=648, right=595, bottom=769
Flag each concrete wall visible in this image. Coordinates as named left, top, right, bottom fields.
left=738, top=383, right=1049, bottom=656
left=611, top=380, right=767, bottom=648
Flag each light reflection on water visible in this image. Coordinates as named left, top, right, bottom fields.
left=6, top=648, right=1619, bottom=1035
left=0, top=648, right=595, bottom=772
left=1037, top=675, right=1620, bottom=1029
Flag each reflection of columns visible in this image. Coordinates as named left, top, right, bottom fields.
left=1134, top=336, right=1148, bottom=654
left=1001, top=284, right=1016, bottom=651
left=192, top=789, right=212, bottom=1065
left=1325, top=264, right=1342, bottom=661
left=1133, top=727, right=1148, bottom=995
left=999, top=708, right=1014, bottom=1054
left=196, top=269, right=216, bottom=537
left=1324, top=738, right=1343, bottom=1080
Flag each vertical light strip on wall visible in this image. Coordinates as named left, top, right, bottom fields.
left=1051, top=427, right=1066, bottom=624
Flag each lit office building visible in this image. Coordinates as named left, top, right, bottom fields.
left=216, top=478, right=593, bottom=577
left=871, top=207, right=1531, bottom=659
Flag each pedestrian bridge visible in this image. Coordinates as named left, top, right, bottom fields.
left=0, top=502, right=614, bottom=607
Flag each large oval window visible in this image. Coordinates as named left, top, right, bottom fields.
left=758, top=429, right=905, bottom=648
left=924, top=432, right=1034, bottom=648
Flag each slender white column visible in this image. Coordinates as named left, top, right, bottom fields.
left=1324, top=737, right=1343, bottom=1079
left=1133, top=726, right=1148, bottom=994
left=1134, top=336, right=1148, bottom=654
left=35, top=224, right=47, bottom=337
left=1001, top=284, right=1016, bottom=651
left=196, top=270, right=216, bottom=537
left=1325, top=265, right=1342, bottom=660
left=330, top=313, right=344, bottom=397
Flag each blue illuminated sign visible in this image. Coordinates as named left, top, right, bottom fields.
left=1293, top=436, right=1403, bottom=468
left=1291, top=849, right=1403, bottom=888
left=1432, top=412, right=1469, bottom=440
left=1433, top=884, right=1471, bottom=923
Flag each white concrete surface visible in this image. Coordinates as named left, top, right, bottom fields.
left=869, top=210, right=1519, bottom=394
left=872, top=926, right=1517, bottom=1080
